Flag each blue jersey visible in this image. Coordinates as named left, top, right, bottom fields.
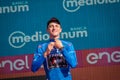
left=31, top=39, right=78, bottom=80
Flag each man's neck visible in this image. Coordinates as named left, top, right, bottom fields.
left=50, top=36, right=59, bottom=40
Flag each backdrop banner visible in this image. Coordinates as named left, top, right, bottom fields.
left=0, top=0, right=120, bottom=80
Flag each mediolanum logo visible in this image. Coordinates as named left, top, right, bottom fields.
left=0, top=1, right=29, bottom=14
left=63, top=0, right=119, bottom=12
left=9, top=31, right=26, bottom=48
left=8, top=31, right=49, bottom=48
left=63, top=0, right=80, bottom=12
left=9, top=27, right=88, bottom=48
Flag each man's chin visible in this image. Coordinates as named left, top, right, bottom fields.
left=52, top=35, right=59, bottom=38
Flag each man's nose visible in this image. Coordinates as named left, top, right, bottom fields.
left=53, top=26, right=56, bottom=29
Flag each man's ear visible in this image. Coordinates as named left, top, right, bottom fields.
left=60, top=28, right=62, bottom=32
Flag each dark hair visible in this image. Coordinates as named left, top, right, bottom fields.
left=47, top=17, right=60, bottom=28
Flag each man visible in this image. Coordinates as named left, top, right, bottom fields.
left=31, top=17, right=78, bottom=80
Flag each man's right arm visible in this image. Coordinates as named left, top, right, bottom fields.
left=31, top=44, right=45, bottom=72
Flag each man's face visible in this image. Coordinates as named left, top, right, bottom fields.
left=47, top=22, right=62, bottom=38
